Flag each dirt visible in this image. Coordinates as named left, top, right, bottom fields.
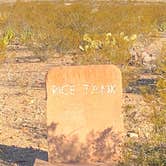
left=0, top=49, right=74, bottom=166
left=0, top=48, right=152, bottom=166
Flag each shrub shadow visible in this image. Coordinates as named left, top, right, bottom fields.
left=48, top=123, right=122, bottom=165
left=0, top=144, right=48, bottom=166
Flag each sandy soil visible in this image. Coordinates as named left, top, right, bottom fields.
left=0, top=48, right=151, bottom=166
left=0, top=49, right=74, bottom=166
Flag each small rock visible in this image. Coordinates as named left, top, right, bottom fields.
left=127, top=131, right=139, bottom=138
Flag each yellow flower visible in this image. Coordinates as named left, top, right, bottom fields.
left=83, top=34, right=92, bottom=43
left=106, top=32, right=112, bottom=37
left=123, top=36, right=129, bottom=42
left=130, top=34, right=137, bottom=41
left=120, top=32, right=125, bottom=37
left=105, top=38, right=110, bottom=45
left=84, top=45, right=89, bottom=52
left=111, top=37, right=116, bottom=45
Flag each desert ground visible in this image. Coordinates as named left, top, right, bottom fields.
left=0, top=1, right=166, bottom=166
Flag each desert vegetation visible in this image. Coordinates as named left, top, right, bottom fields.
left=0, top=1, right=166, bottom=55
left=0, top=1, right=166, bottom=166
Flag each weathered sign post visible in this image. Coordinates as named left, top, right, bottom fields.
left=46, top=65, right=123, bottom=165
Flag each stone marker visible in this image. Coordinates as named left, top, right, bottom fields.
left=34, top=159, right=54, bottom=166
left=34, top=159, right=108, bottom=166
left=46, top=65, right=123, bottom=165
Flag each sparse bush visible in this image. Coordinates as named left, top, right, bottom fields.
left=0, top=28, right=14, bottom=60
left=0, top=28, right=14, bottom=49
left=0, top=1, right=166, bottom=55
left=121, top=45, right=166, bottom=166
left=77, top=32, right=137, bottom=65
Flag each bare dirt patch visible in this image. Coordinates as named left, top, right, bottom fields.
left=0, top=50, right=74, bottom=166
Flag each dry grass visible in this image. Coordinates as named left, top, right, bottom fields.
left=0, top=1, right=166, bottom=57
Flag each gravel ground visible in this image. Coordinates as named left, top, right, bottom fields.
left=0, top=49, right=151, bottom=166
left=0, top=50, right=74, bottom=166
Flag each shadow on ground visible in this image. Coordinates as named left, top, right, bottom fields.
left=0, top=144, right=48, bottom=166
